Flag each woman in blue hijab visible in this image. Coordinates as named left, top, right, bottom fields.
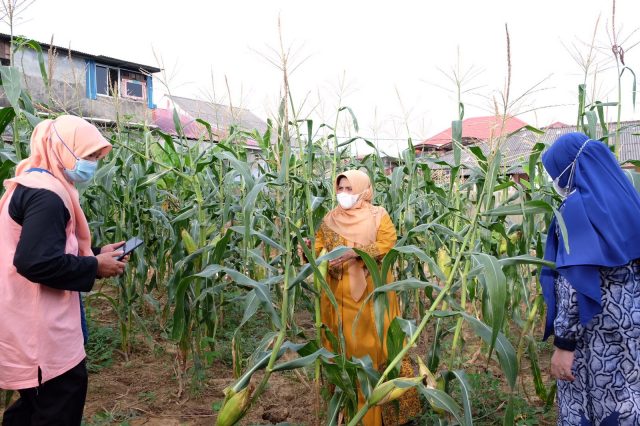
left=541, top=132, right=640, bottom=425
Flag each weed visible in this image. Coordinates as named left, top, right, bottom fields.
left=85, top=313, right=120, bottom=374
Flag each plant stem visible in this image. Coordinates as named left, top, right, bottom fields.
left=346, top=192, right=485, bottom=426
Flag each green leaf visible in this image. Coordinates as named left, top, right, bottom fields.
left=485, top=199, right=553, bottom=216
left=195, top=265, right=281, bottom=328
left=584, top=110, right=597, bottom=139
left=391, top=245, right=446, bottom=282
left=526, top=335, right=548, bottom=401
left=620, top=66, right=637, bottom=110
left=372, top=279, right=443, bottom=294
left=0, top=106, right=16, bottom=134
left=483, top=150, right=501, bottom=210
left=272, top=348, right=335, bottom=371
left=498, top=254, right=554, bottom=268
left=419, top=385, right=464, bottom=424
left=170, top=276, right=193, bottom=340
left=452, top=119, right=462, bottom=167
left=327, top=391, right=345, bottom=426
left=14, top=38, right=49, bottom=90
left=214, top=151, right=255, bottom=190
left=137, top=169, right=173, bottom=189
left=461, top=313, right=518, bottom=389
left=472, top=253, right=506, bottom=361
left=385, top=318, right=407, bottom=368
left=552, top=206, right=570, bottom=254
left=447, top=370, right=473, bottom=426
left=352, top=248, right=383, bottom=288
left=503, top=396, right=515, bottom=426
left=338, top=106, right=360, bottom=132
left=232, top=341, right=305, bottom=392
left=0, top=66, right=23, bottom=110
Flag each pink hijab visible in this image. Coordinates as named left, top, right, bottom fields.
left=324, top=170, right=384, bottom=301
left=1, top=115, right=111, bottom=256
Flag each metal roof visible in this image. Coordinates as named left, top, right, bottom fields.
left=423, top=121, right=640, bottom=172
left=165, top=95, right=268, bottom=135
left=0, top=32, right=161, bottom=73
left=152, top=95, right=268, bottom=147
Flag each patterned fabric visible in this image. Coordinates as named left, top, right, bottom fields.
left=318, top=222, right=346, bottom=279
left=554, top=260, right=640, bottom=425
left=381, top=357, right=422, bottom=425
left=317, top=222, right=383, bottom=280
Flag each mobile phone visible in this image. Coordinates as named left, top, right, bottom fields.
left=117, top=237, right=144, bottom=261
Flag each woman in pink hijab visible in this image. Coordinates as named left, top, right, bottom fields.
left=0, top=115, right=127, bottom=425
left=314, top=170, right=416, bottom=425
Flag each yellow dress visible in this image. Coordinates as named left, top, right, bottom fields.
left=315, top=212, right=401, bottom=426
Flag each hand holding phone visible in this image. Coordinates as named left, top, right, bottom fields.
left=117, top=237, right=144, bottom=261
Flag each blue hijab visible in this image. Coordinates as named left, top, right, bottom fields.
left=541, top=132, right=640, bottom=340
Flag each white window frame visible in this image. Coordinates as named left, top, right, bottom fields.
left=121, top=78, right=146, bottom=101
left=95, top=64, right=120, bottom=97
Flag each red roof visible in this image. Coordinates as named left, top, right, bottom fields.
left=417, top=116, right=528, bottom=148
left=152, top=107, right=210, bottom=140
left=545, top=121, right=570, bottom=129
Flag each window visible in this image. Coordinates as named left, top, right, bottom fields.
left=122, top=79, right=145, bottom=100
left=95, top=65, right=119, bottom=96
left=94, top=64, right=146, bottom=98
left=0, top=40, right=10, bottom=66
left=86, top=60, right=155, bottom=108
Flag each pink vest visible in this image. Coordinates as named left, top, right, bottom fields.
left=0, top=173, right=86, bottom=390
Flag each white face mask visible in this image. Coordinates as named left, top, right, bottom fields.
left=552, top=179, right=572, bottom=198
left=336, top=192, right=360, bottom=209
left=550, top=139, right=592, bottom=199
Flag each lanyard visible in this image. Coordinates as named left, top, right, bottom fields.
left=25, top=168, right=53, bottom=175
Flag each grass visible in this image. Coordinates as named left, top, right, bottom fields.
left=464, top=371, right=554, bottom=426
left=85, top=312, right=121, bottom=374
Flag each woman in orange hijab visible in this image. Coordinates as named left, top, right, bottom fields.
left=0, top=115, right=127, bottom=425
left=315, top=169, right=401, bottom=426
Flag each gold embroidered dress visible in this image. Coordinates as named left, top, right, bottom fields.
left=314, top=169, right=401, bottom=426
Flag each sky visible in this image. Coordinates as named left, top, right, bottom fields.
left=7, top=0, right=640, bottom=156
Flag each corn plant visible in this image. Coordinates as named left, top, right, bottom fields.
left=1, top=28, right=639, bottom=425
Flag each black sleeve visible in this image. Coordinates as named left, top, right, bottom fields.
left=9, top=186, right=98, bottom=292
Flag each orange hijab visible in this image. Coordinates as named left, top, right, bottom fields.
left=1, top=115, right=111, bottom=256
left=324, top=170, right=385, bottom=301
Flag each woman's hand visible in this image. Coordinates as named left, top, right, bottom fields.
left=329, top=249, right=358, bottom=268
left=550, top=348, right=575, bottom=381
left=100, top=241, right=125, bottom=254
left=95, top=251, right=126, bottom=278
left=96, top=241, right=127, bottom=278
left=297, top=238, right=311, bottom=263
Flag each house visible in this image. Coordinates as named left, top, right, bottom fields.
left=419, top=118, right=640, bottom=182
left=354, top=152, right=401, bottom=175
left=415, top=115, right=529, bottom=154
left=152, top=95, right=267, bottom=142
left=151, top=95, right=269, bottom=165
left=536, top=121, right=640, bottom=170
left=0, top=33, right=271, bottom=165
left=0, top=33, right=160, bottom=123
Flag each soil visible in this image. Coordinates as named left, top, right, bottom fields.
left=85, top=352, right=315, bottom=425
left=81, top=292, right=317, bottom=426
left=2, top=290, right=556, bottom=426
